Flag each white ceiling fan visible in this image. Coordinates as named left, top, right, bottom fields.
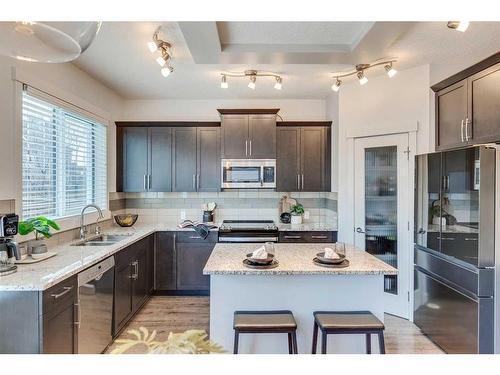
left=0, top=21, right=101, bottom=63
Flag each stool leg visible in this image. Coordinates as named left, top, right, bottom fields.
left=311, top=322, right=318, bottom=354
left=321, top=332, right=327, bottom=354
left=292, top=331, right=298, bottom=354
left=233, top=331, right=239, bottom=354
left=378, top=331, right=386, bottom=354
left=288, top=333, right=293, bottom=354
left=365, top=334, right=371, bottom=354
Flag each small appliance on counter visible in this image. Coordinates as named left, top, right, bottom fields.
left=0, top=214, right=21, bottom=276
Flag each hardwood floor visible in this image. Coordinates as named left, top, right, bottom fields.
left=106, top=296, right=443, bottom=354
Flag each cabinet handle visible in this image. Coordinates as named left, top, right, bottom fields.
left=192, top=174, right=196, bottom=190
left=284, top=235, right=302, bottom=239
left=245, top=140, right=248, bottom=156
left=144, top=175, right=147, bottom=191
left=464, top=238, right=478, bottom=241
left=297, top=175, right=300, bottom=190
left=149, top=175, right=152, bottom=190
left=189, top=236, right=202, bottom=239
left=131, top=260, right=139, bottom=280
left=51, top=286, right=73, bottom=299
left=311, top=235, right=328, bottom=239
left=302, top=174, right=304, bottom=190
left=460, top=119, right=464, bottom=142
left=465, top=117, right=470, bottom=141
left=197, top=174, right=200, bottom=191
left=249, top=140, right=252, bottom=156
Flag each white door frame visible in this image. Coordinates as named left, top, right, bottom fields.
left=349, top=132, right=416, bottom=320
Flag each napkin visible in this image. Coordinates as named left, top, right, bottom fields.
left=251, top=246, right=268, bottom=259
left=324, top=247, right=341, bottom=259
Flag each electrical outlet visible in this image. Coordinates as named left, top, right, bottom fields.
left=304, top=211, right=310, bottom=220
left=180, top=210, right=186, bottom=220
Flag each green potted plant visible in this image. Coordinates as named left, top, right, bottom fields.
left=18, top=216, right=60, bottom=255
left=290, top=203, right=305, bottom=225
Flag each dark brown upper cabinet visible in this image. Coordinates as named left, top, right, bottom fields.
left=276, top=126, right=331, bottom=192
left=221, top=114, right=276, bottom=159
left=122, top=127, right=172, bottom=192
left=172, top=127, right=221, bottom=192
left=433, top=54, right=500, bottom=151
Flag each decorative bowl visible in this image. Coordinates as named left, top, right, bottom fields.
left=114, top=214, right=138, bottom=227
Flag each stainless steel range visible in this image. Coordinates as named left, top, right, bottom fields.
left=218, top=220, right=278, bottom=243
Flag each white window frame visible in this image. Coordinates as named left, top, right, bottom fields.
left=13, top=71, right=111, bottom=237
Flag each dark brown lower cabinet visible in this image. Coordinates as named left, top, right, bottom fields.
left=155, top=231, right=216, bottom=293
left=113, top=235, right=154, bottom=336
left=279, top=231, right=337, bottom=243
left=42, top=300, right=78, bottom=354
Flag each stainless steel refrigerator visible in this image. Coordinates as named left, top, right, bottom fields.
left=414, top=146, right=496, bottom=354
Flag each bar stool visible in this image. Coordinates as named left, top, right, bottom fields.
left=233, top=310, right=298, bottom=354
left=311, top=311, right=385, bottom=354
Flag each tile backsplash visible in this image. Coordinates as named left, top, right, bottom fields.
left=110, top=191, right=338, bottom=227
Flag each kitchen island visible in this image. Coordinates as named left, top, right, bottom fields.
left=203, top=243, right=397, bottom=354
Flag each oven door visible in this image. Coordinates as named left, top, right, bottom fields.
left=221, top=159, right=276, bottom=189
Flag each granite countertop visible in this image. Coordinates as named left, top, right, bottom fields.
left=276, top=223, right=337, bottom=231
left=426, top=224, right=479, bottom=234
left=203, top=243, right=397, bottom=276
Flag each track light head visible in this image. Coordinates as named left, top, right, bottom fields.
left=274, top=76, right=282, bottom=90
left=385, top=63, right=397, bottom=78
left=331, top=78, right=342, bottom=92
left=248, top=76, right=256, bottom=89
left=161, top=66, right=174, bottom=77
left=357, top=71, right=368, bottom=85
left=147, top=41, right=158, bottom=53
left=447, top=21, right=469, bottom=32
left=221, top=75, right=228, bottom=89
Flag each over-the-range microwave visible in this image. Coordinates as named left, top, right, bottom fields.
left=221, top=159, right=276, bottom=189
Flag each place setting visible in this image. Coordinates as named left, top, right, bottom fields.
left=313, top=242, right=349, bottom=268
left=243, top=242, right=279, bottom=269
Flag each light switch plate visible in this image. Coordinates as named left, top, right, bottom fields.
left=304, top=211, right=310, bottom=220
left=180, top=210, right=186, bottom=220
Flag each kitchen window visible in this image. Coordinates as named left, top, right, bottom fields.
left=21, top=86, right=107, bottom=220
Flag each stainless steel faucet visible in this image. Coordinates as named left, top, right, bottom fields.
left=80, top=204, right=104, bottom=239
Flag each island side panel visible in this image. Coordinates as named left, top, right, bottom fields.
left=209, top=274, right=385, bottom=354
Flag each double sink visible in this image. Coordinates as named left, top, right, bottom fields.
left=71, top=234, right=132, bottom=247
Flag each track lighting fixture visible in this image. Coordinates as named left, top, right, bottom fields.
left=357, top=71, right=368, bottom=85
left=274, top=76, right=282, bottom=90
left=221, top=75, right=228, bottom=89
left=447, top=21, right=469, bottom=32
left=219, top=70, right=283, bottom=90
left=148, top=26, right=174, bottom=78
left=384, top=63, right=397, bottom=78
left=248, top=76, right=256, bottom=89
left=330, top=59, right=397, bottom=91
left=331, top=78, right=342, bottom=92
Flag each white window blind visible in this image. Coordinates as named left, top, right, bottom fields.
left=21, top=86, right=107, bottom=220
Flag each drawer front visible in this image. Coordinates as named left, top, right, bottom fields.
left=176, top=231, right=218, bottom=243
left=306, top=231, right=333, bottom=242
left=42, top=276, right=77, bottom=315
left=279, top=232, right=308, bottom=243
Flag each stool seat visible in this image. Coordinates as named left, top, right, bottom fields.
left=234, top=310, right=297, bottom=331
left=314, top=311, right=384, bottom=331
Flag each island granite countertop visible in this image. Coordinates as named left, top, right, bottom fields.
left=203, top=243, right=397, bottom=276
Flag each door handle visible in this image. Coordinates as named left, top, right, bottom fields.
left=196, top=174, right=200, bottom=190
left=144, top=174, right=147, bottom=190
left=301, top=174, right=304, bottom=190
left=297, top=175, right=300, bottom=190
left=249, top=140, right=252, bottom=156
left=355, top=227, right=365, bottom=233
left=245, top=140, right=248, bottom=156
left=460, top=119, right=464, bottom=142
left=148, top=174, right=152, bottom=190
left=192, top=174, right=196, bottom=190
left=74, top=302, right=80, bottom=328
left=417, top=228, right=426, bottom=234
left=131, top=260, right=138, bottom=280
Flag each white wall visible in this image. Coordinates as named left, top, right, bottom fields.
left=337, top=65, right=430, bottom=242
left=325, top=93, right=339, bottom=192
left=0, top=55, right=124, bottom=201
left=119, top=99, right=327, bottom=121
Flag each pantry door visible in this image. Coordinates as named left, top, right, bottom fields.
left=353, top=133, right=411, bottom=319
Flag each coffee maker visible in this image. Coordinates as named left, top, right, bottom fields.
left=0, top=214, right=20, bottom=276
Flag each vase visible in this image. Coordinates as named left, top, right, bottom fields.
left=291, top=215, right=302, bottom=225
left=29, top=239, right=48, bottom=255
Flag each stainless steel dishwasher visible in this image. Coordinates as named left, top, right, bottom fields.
left=77, top=256, right=115, bottom=353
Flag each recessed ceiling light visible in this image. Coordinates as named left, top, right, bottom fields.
left=447, top=21, right=469, bottom=32
left=357, top=71, right=368, bottom=85
left=385, top=63, right=397, bottom=78
left=274, top=77, right=282, bottom=90
left=220, top=75, right=228, bottom=89
left=331, top=78, right=342, bottom=92
left=248, top=76, right=256, bottom=90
